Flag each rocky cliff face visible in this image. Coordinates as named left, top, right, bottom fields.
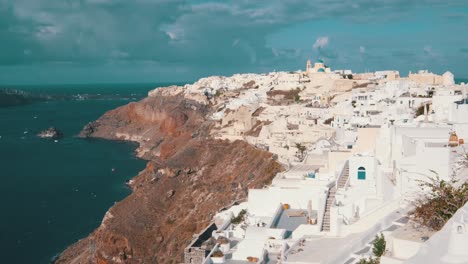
left=55, top=88, right=283, bottom=264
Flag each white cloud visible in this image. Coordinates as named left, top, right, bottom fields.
left=313, top=36, right=329, bottom=50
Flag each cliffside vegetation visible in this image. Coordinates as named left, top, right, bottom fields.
left=411, top=174, right=468, bottom=231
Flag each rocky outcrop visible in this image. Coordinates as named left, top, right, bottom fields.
left=56, top=88, right=283, bottom=264
left=37, top=127, right=63, bottom=139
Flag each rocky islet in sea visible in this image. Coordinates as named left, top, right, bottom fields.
left=37, top=127, right=63, bottom=139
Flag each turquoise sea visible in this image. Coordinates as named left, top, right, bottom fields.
left=0, top=83, right=174, bottom=264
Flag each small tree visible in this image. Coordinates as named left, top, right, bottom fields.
left=372, top=233, right=386, bottom=257
left=357, top=233, right=385, bottom=264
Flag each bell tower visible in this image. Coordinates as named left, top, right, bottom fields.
left=306, top=60, right=312, bottom=73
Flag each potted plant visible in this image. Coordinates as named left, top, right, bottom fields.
left=211, top=250, right=225, bottom=263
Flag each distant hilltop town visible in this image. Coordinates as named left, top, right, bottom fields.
left=154, top=59, right=468, bottom=264
left=154, top=60, right=466, bottom=165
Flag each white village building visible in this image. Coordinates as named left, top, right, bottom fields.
left=182, top=66, right=468, bottom=264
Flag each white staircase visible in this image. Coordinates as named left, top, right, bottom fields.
left=321, top=163, right=350, bottom=232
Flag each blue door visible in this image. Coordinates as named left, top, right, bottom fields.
left=357, top=167, right=366, bottom=180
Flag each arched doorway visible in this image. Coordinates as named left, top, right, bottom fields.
left=357, top=167, right=366, bottom=180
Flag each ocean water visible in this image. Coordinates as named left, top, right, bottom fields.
left=0, top=83, right=172, bottom=264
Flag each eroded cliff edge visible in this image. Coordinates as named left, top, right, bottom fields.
left=55, top=87, right=283, bottom=264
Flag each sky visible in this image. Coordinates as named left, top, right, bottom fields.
left=0, top=0, right=468, bottom=84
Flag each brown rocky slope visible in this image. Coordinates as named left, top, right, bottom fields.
left=55, top=89, right=283, bottom=264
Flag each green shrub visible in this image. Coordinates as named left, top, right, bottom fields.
left=372, top=233, right=386, bottom=257
left=231, top=209, right=247, bottom=224
left=357, top=257, right=379, bottom=264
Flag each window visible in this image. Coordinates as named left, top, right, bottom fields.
left=357, top=166, right=366, bottom=180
